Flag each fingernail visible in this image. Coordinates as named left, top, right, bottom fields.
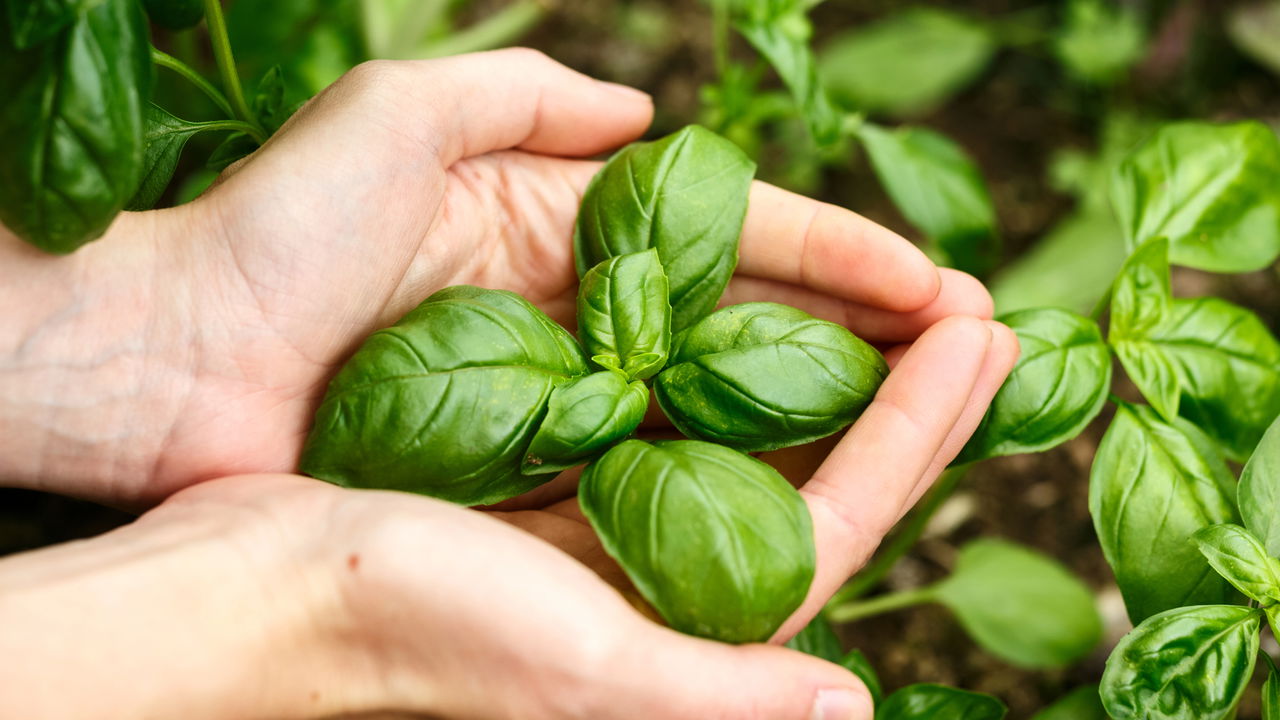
left=597, top=80, right=652, bottom=102
left=811, top=688, right=870, bottom=720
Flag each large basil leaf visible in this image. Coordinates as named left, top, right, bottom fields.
left=734, top=11, right=841, bottom=146
left=818, top=8, right=995, bottom=118
left=1110, top=121, right=1280, bottom=272
left=1030, top=686, right=1107, bottom=720
left=1089, top=402, right=1240, bottom=623
left=573, top=125, right=756, bottom=333
left=0, top=0, right=149, bottom=254
left=1193, top=524, right=1280, bottom=606
left=521, top=371, right=647, bottom=475
left=958, top=308, right=1111, bottom=462
left=934, top=539, right=1101, bottom=668
left=577, top=250, right=671, bottom=381
left=6, top=0, right=100, bottom=49
left=1239, top=415, right=1280, bottom=556
left=655, top=303, right=887, bottom=452
left=127, top=105, right=213, bottom=211
left=1053, top=0, right=1145, bottom=85
left=1111, top=240, right=1280, bottom=460
left=301, top=286, right=588, bottom=506
left=579, top=439, right=815, bottom=644
left=1101, top=605, right=1262, bottom=720
left=875, top=684, right=1006, bottom=720
left=785, top=614, right=842, bottom=662
left=857, top=123, right=1000, bottom=276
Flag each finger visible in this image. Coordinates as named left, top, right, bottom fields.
left=721, top=268, right=994, bottom=342
left=738, top=182, right=940, bottom=312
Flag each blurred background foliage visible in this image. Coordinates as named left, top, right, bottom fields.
left=6, top=0, right=1280, bottom=716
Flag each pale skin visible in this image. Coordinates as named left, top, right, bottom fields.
left=0, top=50, right=1019, bottom=720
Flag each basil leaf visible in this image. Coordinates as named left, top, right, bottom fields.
left=1101, top=605, right=1262, bottom=720
left=785, top=614, right=842, bottom=662
left=840, top=649, right=883, bottom=707
left=577, top=250, right=671, bottom=381
left=140, top=0, right=202, bottom=30
left=521, top=371, right=647, bottom=475
left=1265, top=661, right=1280, bottom=720
left=989, top=209, right=1127, bottom=315
left=934, top=539, right=1101, bottom=669
left=1193, top=524, right=1280, bottom=606
left=1090, top=402, right=1240, bottom=623
left=206, top=132, right=258, bottom=172
left=579, top=439, right=815, bottom=644
left=573, top=125, right=756, bottom=333
left=1053, top=0, right=1145, bottom=85
left=818, top=8, right=995, bottom=118
left=734, top=11, right=842, bottom=146
left=875, top=684, right=1007, bottom=720
left=0, top=0, right=149, bottom=254
left=1030, top=686, right=1107, bottom=720
left=655, top=303, right=887, bottom=452
left=1110, top=120, right=1280, bottom=272
left=126, top=105, right=208, bottom=211
left=301, top=286, right=588, bottom=506
left=959, top=308, right=1111, bottom=462
left=1240, top=415, right=1280, bottom=556
left=857, top=123, right=1000, bottom=276
left=6, top=0, right=100, bottom=49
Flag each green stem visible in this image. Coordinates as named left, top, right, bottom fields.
left=185, top=118, right=265, bottom=136
left=151, top=48, right=235, bottom=119
left=201, top=0, right=264, bottom=139
left=825, top=467, right=967, bottom=607
left=826, top=586, right=937, bottom=624
left=712, top=0, right=731, bottom=76
left=416, top=1, right=546, bottom=59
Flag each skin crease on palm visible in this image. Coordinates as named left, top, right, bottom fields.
left=0, top=50, right=1019, bottom=720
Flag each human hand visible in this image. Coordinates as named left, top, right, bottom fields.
left=0, top=49, right=996, bottom=508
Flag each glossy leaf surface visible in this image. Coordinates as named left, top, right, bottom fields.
left=875, top=684, right=1006, bottom=720
left=1193, top=524, right=1280, bottom=606
left=574, top=125, right=756, bottom=333
left=127, top=105, right=208, bottom=211
left=521, top=371, right=647, bottom=475
left=1239, top=415, right=1280, bottom=556
left=1101, top=605, right=1261, bottom=720
left=579, top=440, right=815, bottom=644
left=655, top=303, right=886, bottom=452
left=577, top=250, right=671, bottom=381
left=959, top=308, right=1110, bottom=462
left=301, top=286, right=588, bottom=506
left=1090, top=402, right=1239, bottom=623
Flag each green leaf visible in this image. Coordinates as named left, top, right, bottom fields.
left=206, top=132, right=258, bottom=172
left=521, top=371, right=648, bottom=476
left=1110, top=120, right=1280, bottom=272
left=1239, top=415, right=1280, bottom=556
left=253, top=65, right=286, bottom=130
left=1101, top=605, right=1262, bottom=720
left=6, top=0, right=101, bottom=49
left=875, top=684, right=1006, bottom=720
left=1053, top=0, right=1145, bottom=85
left=577, top=250, right=672, bottom=381
left=655, top=303, right=887, bottom=452
left=857, top=123, right=1000, bottom=276
left=300, top=286, right=588, bottom=506
left=1193, top=524, right=1280, bottom=606
left=0, top=0, right=149, bottom=253
left=579, top=439, right=815, bottom=644
left=140, top=0, right=203, bottom=30
left=1030, top=686, right=1107, bottom=720
left=959, top=308, right=1111, bottom=462
left=734, top=11, right=842, bottom=146
left=1265, top=659, right=1280, bottom=720
left=840, top=649, right=883, bottom=707
left=934, top=539, right=1101, bottom=668
left=1227, top=2, right=1280, bottom=79
left=1110, top=240, right=1280, bottom=460
left=1090, top=402, right=1240, bottom=623
left=126, top=105, right=207, bottom=211
left=574, top=125, right=756, bottom=333
left=818, top=8, right=995, bottom=117
left=785, top=614, right=843, bottom=663
left=989, top=209, right=1127, bottom=315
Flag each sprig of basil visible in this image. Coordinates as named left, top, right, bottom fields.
left=577, top=249, right=671, bottom=381
left=521, top=371, right=647, bottom=475
left=733, top=8, right=842, bottom=146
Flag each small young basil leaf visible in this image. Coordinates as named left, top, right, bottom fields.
left=1265, top=659, right=1280, bottom=720
left=0, top=0, right=149, bottom=254
left=140, top=0, right=203, bottom=30
left=1240, top=415, right=1280, bottom=556
left=301, top=286, right=588, bottom=506
left=579, top=439, right=815, bottom=644
left=785, top=614, right=842, bottom=663
left=818, top=8, right=995, bottom=118
left=1090, top=402, right=1240, bottom=623
left=521, top=371, right=647, bottom=476
left=1110, top=120, right=1280, bottom=272
left=734, top=11, right=842, bottom=146
left=856, top=123, right=1000, bottom=276
left=654, top=303, right=887, bottom=452
left=206, top=131, right=259, bottom=172
left=577, top=249, right=671, bottom=381
left=875, top=684, right=1007, bottom=720
left=1053, top=0, right=1145, bottom=86
left=1108, top=236, right=1173, bottom=340
left=573, top=125, right=756, bottom=333
left=1192, top=524, right=1280, bottom=607
left=958, top=308, right=1111, bottom=463
left=126, top=105, right=209, bottom=211
left=6, top=0, right=99, bottom=50
left=1101, top=605, right=1262, bottom=720
left=1029, top=685, right=1107, bottom=720
left=934, top=539, right=1101, bottom=669
left=840, top=649, right=883, bottom=707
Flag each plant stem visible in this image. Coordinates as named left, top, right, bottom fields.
left=201, top=0, right=263, bottom=138
left=151, top=47, right=236, bottom=119
left=417, top=0, right=546, bottom=59
left=712, top=0, right=730, bottom=76
left=825, top=467, right=967, bottom=607
left=826, top=586, right=937, bottom=624
left=185, top=118, right=266, bottom=136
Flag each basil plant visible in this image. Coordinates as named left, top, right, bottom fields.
left=302, top=125, right=889, bottom=643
